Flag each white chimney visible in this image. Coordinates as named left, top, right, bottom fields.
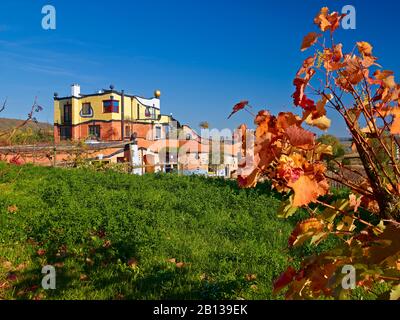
left=71, top=84, right=81, bottom=97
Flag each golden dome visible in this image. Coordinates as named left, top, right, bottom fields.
left=154, top=90, right=161, bottom=98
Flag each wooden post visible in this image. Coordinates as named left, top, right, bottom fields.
left=32, top=144, right=36, bottom=165
left=141, top=149, right=144, bottom=175
left=53, top=146, right=57, bottom=167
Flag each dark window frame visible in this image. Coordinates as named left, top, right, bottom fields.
left=155, top=126, right=162, bottom=140
left=125, top=125, right=131, bottom=138
left=63, top=104, right=72, bottom=124
left=89, top=125, right=101, bottom=139
left=103, top=99, right=119, bottom=113
left=145, top=106, right=151, bottom=117
left=81, top=102, right=93, bottom=117
left=60, top=126, right=72, bottom=140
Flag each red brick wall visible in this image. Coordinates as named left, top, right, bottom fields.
left=129, top=123, right=153, bottom=139
left=54, top=122, right=156, bottom=142
left=54, top=125, right=60, bottom=143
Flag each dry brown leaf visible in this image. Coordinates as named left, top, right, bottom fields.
left=245, top=274, right=257, bottom=281
left=80, top=274, right=88, bottom=281
left=301, top=32, right=321, bottom=51
left=2, top=261, right=13, bottom=270
left=37, top=249, right=46, bottom=256
left=357, top=41, right=373, bottom=57
left=7, top=205, right=18, bottom=214
left=127, top=258, right=138, bottom=268
left=390, top=108, right=400, bottom=134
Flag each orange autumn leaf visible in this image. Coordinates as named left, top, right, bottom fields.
left=374, top=70, right=394, bottom=81
left=314, top=7, right=331, bottom=31
left=288, top=175, right=320, bottom=207
left=238, top=169, right=261, bottom=189
left=284, top=125, right=315, bottom=149
left=332, top=44, right=343, bottom=62
left=297, top=56, right=316, bottom=75
left=305, top=115, right=331, bottom=131
left=335, top=55, right=370, bottom=91
left=357, top=41, right=373, bottom=57
left=314, top=7, right=345, bottom=33
left=303, top=94, right=331, bottom=121
left=349, top=194, right=362, bottom=212
left=288, top=218, right=325, bottom=247
left=276, top=112, right=302, bottom=131
left=292, top=71, right=316, bottom=110
left=237, top=123, right=248, bottom=154
left=301, top=32, right=321, bottom=51
left=256, top=143, right=281, bottom=171
left=390, top=108, right=400, bottom=134
left=357, top=41, right=378, bottom=67
left=323, top=45, right=345, bottom=71
left=383, top=76, right=396, bottom=89
left=326, top=12, right=345, bottom=33
left=276, top=154, right=304, bottom=183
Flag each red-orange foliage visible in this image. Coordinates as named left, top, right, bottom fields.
left=231, top=7, right=400, bottom=299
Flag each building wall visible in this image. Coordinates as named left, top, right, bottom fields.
left=54, top=90, right=170, bottom=142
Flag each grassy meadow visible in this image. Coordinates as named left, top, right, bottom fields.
left=0, top=162, right=298, bottom=300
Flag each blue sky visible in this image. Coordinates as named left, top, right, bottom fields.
left=0, top=0, right=399, bottom=136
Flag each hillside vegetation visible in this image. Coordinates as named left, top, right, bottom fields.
left=0, top=118, right=51, bottom=132
left=0, top=118, right=53, bottom=145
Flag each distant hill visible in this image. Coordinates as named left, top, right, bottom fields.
left=0, top=118, right=52, bottom=132
left=0, top=118, right=53, bottom=145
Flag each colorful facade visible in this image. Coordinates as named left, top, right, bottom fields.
left=54, top=84, right=177, bottom=143
left=52, top=84, right=240, bottom=177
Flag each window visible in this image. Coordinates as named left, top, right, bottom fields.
left=186, top=133, right=192, bottom=140
left=117, top=157, right=126, bottom=163
left=89, top=125, right=101, bottom=139
left=155, top=126, right=162, bottom=140
left=81, top=103, right=92, bottom=117
left=60, top=126, right=72, bottom=140
left=103, top=100, right=119, bottom=113
left=164, top=125, right=170, bottom=138
left=145, top=107, right=151, bottom=117
left=125, top=125, right=131, bottom=138
left=63, top=104, right=72, bottom=124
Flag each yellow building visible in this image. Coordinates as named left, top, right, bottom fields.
left=54, top=84, right=178, bottom=142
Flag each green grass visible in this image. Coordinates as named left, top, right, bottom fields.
left=0, top=163, right=294, bottom=300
